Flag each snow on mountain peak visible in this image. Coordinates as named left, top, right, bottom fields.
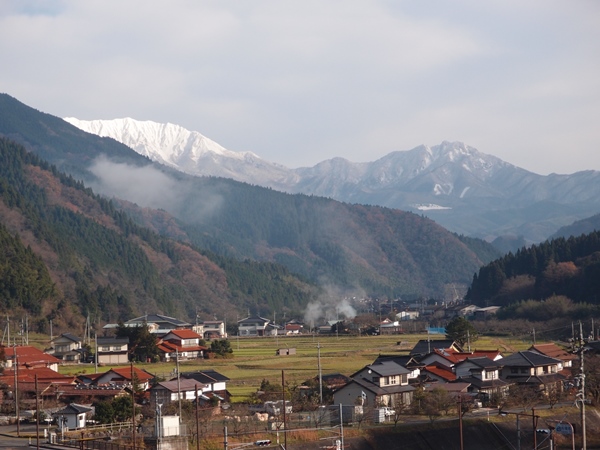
left=64, top=117, right=259, bottom=168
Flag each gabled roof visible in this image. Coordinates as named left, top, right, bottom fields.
left=3, top=346, right=61, bottom=366
left=238, top=315, right=270, bottom=325
left=500, top=351, right=562, bottom=367
left=164, top=329, right=202, bottom=339
left=54, top=403, right=93, bottom=415
left=410, top=339, right=462, bottom=356
left=52, top=333, right=81, bottom=343
left=455, top=356, right=503, bottom=370
left=0, top=367, right=75, bottom=387
left=181, top=370, right=229, bottom=383
left=126, top=314, right=191, bottom=327
left=152, top=379, right=208, bottom=393
left=100, top=366, right=154, bottom=382
left=373, top=355, right=424, bottom=369
left=338, top=377, right=415, bottom=397
left=352, top=360, right=410, bottom=378
left=529, top=343, right=576, bottom=362
left=422, top=363, right=457, bottom=381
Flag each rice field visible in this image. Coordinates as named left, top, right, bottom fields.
left=58, top=332, right=534, bottom=403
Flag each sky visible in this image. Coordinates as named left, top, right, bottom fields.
left=1, top=1, right=599, bottom=175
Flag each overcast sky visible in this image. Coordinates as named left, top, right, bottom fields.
left=2, top=1, right=599, bottom=175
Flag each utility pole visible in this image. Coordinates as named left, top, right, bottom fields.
left=131, top=362, right=136, bottom=450
left=282, top=370, right=287, bottom=450
left=317, top=342, right=323, bottom=405
left=573, top=321, right=587, bottom=450
left=176, top=349, right=182, bottom=421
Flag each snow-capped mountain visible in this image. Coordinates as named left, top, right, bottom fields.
left=65, top=117, right=600, bottom=245
left=63, top=117, right=296, bottom=186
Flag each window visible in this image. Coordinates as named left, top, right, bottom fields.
left=389, top=376, right=398, bottom=385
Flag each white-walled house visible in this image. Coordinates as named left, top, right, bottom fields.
left=53, top=404, right=93, bottom=430
left=180, top=370, right=230, bottom=401
left=96, top=337, right=129, bottom=365
left=238, top=315, right=270, bottom=337
left=454, top=357, right=509, bottom=400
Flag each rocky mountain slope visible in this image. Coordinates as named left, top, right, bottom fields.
left=66, top=118, right=600, bottom=246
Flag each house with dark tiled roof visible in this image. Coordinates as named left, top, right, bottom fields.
left=333, top=361, right=415, bottom=408
left=103, top=314, right=192, bottom=335
left=53, top=403, right=93, bottom=430
left=50, top=333, right=83, bottom=363
left=150, top=378, right=209, bottom=409
left=419, top=348, right=503, bottom=369
left=372, top=355, right=423, bottom=381
left=454, top=357, right=509, bottom=401
left=238, top=315, right=270, bottom=337
left=180, top=370, right=230, bottom=401
left=409, top=339, right=462, bottom=357
left=500, top=351, right=565, bottom=393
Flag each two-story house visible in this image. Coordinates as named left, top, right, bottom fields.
left=499, top=351, right=565, bottom=393
left=529, top=343, right=576, bottom=370
left=202, top=321, right=227, bottom=339
left=238, top=315, right=270, bottom=337
left=453, top=357, right=509, bottom=401
left=158, top=329, right=207, bottom=362
left=50, top=333, right=83, bottom=363
left=180, top=370, right=230, bottom=401
left=333, top=361, right=414, bottom=408
left=96, top=337, right=129, bottom=365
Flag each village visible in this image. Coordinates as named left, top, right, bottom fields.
left=0, top=310, right=595, bottom=449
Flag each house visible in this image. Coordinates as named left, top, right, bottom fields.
left=453, top=357, right=509, bottom=401
left=93, top=367, right=155, bottom=390
left=238, top=315, right=270, bottom=337
left=2, top=346, right=61, bottom=371
left=378, top=319, right=403, bottom=335
left=372, top=355, right=423, bottom=381
left=528, top=343, right=576, bottom=369
left=284, top=323, right=303, bottom=335
left=419, top=348, right=503, bottom=369
left=103, top=314, right=192, bottom=335
left=50, top=333, right=83, bottom=363
left=444, top=304, right=478, bottom=319
left=53, top=403, right=93, bottom=430
left=157, top=329, right=207, bottom=362
left=334, top=361, right=414, bottom=408
left=409, top=339, right=463, bottom=357
left=180, top=370, right=230, bottom=401
left=149, top=379, right=209, bottom=409
left=473, top=306, right=501, bottom=320
left=420, top=362, right=457, bottom=383
left=96, top=337, right=129, bottom=365
left=202, top=320, right=227, bottom=339
left=499, top=351, right=565, bottom=392
left=396, top=311, right=419, bottom=321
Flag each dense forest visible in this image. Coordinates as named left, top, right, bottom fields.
left=466, top=231, right=600, bottom=312
left=0, top=93, right=500, bottom=300
left=0, top=137, right=317, bottom=332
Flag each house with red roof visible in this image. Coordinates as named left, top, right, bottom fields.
left=157, top=329, right=207, bottom=362
left=529, top=343, right=576, bottom=370
left=420, top=362, right=457, bottom=383
left=2, top=346, right=61, bottom=371
left=93, top=366, right=154, bottom=390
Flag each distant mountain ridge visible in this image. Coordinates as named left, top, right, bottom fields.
left=65, top=118, right=600, bottom=245
left=0, top=93, right=497, bottom=305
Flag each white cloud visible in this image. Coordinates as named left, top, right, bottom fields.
left=1, top=0, right=599, bottom=174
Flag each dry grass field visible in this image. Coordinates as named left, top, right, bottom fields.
left=57, top=332, right=533, bottom=403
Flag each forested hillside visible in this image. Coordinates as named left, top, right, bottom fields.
left=0, top=137, right=316, bottom=332
left=0, top=93, right=500, bottom=300
left=466, top=230, right=600, bottom=309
